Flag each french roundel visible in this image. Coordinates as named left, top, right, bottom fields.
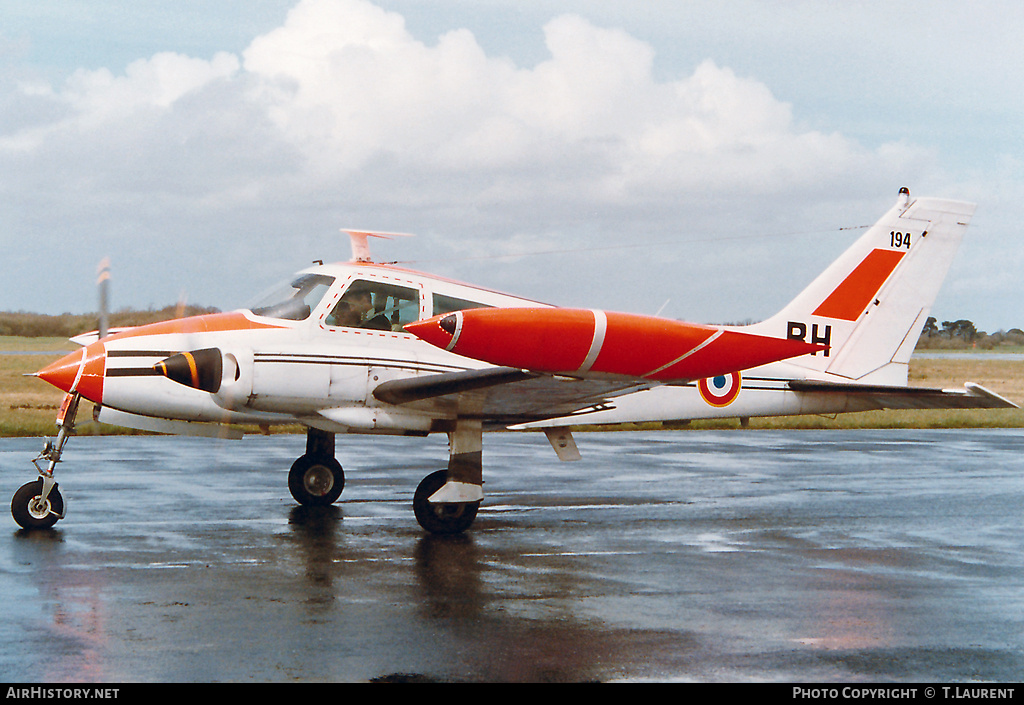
left=698, top=372, right=741, bottom=407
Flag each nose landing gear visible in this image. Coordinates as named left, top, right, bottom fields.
left=288, top=428, right=345, bottom=506
left=11, top=393, right=79, bottom=530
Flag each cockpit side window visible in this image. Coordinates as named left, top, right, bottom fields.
left=432, top=293, right=493, bottom=317
left=249, top=274, right=335, bottom=321
left=326, top=279, right=420, bottom=331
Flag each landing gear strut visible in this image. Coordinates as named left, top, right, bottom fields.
left=413, top=420, right=483, bottom=535
left=288, top=428, right=345, bottom=506
left=12, top=393, right=79, bottom=530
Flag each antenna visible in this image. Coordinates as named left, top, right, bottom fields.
left=341, top=229, right=414, bottom=263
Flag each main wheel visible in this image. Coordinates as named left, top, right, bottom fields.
left=288, top=454, right=344, bottom=506
left=12, top=479, right=64, bottom=530
left=413, top=469, right=479, bottom=535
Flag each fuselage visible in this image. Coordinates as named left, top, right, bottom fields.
left=36, top=259, right=881, bottom=435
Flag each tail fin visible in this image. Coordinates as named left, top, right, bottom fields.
left=746, top=188, right=975, bottom=385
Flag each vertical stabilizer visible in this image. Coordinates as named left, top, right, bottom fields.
left=746, top=189, right=975, bottom=384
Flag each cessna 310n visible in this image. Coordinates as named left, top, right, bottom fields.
left=13, top=188, right=1016, bottom=533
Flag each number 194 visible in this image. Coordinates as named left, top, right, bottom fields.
left=890, top=231, right=911, bottom=249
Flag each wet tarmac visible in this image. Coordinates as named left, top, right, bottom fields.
left=2, top=429, right=1023, bottom=683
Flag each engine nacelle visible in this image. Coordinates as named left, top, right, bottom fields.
left=154, top=347, right=253, bottom=410
left=214, top=348, right=254, bottom=410
left=154, top=348, right=223, bottom=393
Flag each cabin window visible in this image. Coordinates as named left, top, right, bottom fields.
left=249, top=274, right=335, bottom=321
left=432, top=293, right=492, bottom=317
left=326, top=280, right=420, bottom=331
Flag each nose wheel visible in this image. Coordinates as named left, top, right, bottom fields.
left=12, top=392, right=79, bottom=530
left=288, top=454, right=345, bottom=506
left=288, top=428, right=345, bottom=506
left=11, top=479, right=65, bottom=530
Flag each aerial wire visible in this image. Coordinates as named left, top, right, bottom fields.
left=384, top=223, right=871, bottom=267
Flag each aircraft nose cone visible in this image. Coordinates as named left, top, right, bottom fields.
left=35, top=351, right=82, bottom=392
left=35, top=343, right=106, bottom=403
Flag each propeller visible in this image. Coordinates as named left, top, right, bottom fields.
left=97, top=257, right=110, bottom=339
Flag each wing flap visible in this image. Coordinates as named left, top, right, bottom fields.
left=373, top=367, right=645, bottom=424
left=373, top=367, right=537, bottom=405
left=788, top=380, right=1017, bottom=410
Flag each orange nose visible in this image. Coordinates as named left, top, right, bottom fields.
left=35, top=343, right=106, bottom=403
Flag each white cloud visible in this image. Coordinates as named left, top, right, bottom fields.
left=2, top=0, right=920, bottom=206
left=0, top=0, right=993, bottom=323
left=235, top=1, right=913, bottom=199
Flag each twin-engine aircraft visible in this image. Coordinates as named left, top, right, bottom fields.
left=13, top=188, right=1015, bottom=533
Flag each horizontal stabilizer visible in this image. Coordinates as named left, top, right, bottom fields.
left=788, top=380, right=1017, bottom=410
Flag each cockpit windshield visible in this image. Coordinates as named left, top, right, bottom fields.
left=248, top=274, right=335, bottom=321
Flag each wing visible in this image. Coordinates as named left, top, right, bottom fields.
left=788, top=380, right=1017, bottom=410
left=373, top=366, right=648, bottom=426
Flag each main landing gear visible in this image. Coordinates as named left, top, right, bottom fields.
left=412, top=420, right=483, bottom=535
left=11, top=393, right=79, bottom=530
left=289, top=421, right=484, bottom=535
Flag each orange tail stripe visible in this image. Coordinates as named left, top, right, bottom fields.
left=812, top=248, right=905, bottom=322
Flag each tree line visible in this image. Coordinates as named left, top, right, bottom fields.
left=918, top=317, right=1024, bottom=350
left=0, top=305, right=220, bottom=338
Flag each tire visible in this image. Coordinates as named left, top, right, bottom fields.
left=413, top=469, right=479, bottom=535
left=11, top=479, right=64, bottom=530
left=288, top=454, right=344, bottom=506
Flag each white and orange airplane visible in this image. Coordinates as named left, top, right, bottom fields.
left=13, top=188, right=1015, bottom=533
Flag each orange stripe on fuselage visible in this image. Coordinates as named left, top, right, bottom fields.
left=104, top=311, right=284, bottom=340
left=812, top=248, right=905, bottom=322
left=35, top=312, right=282, bottom=403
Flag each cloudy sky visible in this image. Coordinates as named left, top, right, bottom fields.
left=2, top=0, right=1021, bottom=332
